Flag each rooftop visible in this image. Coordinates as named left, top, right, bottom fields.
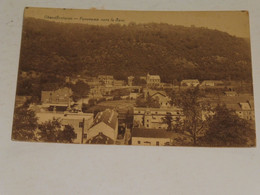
left=132, top=128, right=185, bottom=139
left=146, top=89, right=167, bottom=97
left=91, top=109, right=118, bottom=130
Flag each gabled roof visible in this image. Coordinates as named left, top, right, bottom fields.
left=149, top=90, right=167, bottom=97
left=239, top=102, right=251, bottom=110
left=86, top=132, right=114, bottom=144
left=249, top=100, right=254, bottom=110
left=91, top=109, right=118, bottom=130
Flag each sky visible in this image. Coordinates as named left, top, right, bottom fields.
left=24, top=7, right=250, bottom=38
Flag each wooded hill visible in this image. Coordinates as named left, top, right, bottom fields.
left=19, top=17, right=252, bottom=83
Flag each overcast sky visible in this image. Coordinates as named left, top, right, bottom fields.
left=24, top=7, right=250, bottom=38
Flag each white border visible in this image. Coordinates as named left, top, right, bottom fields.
left=0, top=1, right=260, bottom=194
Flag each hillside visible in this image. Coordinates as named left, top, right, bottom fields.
left=19, top=17, right=252, bottom=82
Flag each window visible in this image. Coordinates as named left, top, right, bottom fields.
left=138, top=141, right=141, bottom=144
left=147, top=124, right=149, bottom=128
left=79, top=122, right=83, bottom=128
left=156, top=141, right=159, bottom=146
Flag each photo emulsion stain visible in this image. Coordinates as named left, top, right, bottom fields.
left=12, top=7, right=256, bottom=147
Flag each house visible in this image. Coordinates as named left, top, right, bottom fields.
left=224, top=91, right=238, bottom=97
left=131, top=128, right=192, bottom=146
left=143, top=89, right=171, bottom=108
left=181, top=79, right=200, bottom=87
left=36, top=111, right=94, bottom=144
left=131, top=128, right=173, bottom=146
left=85, top=77, right=100, bottom=87
left=200, top=80, right=224, bottom=87
left=41, top=87, right=72, bottom=107
left=202, top=99, right=255, bottom=121
left=227, top=101, right=255, bottom=121
left=133, top=107, right=184, bottom=129
left=98, top=75, right=114, bottom=86
left=114, top=80, right=125, bottom=87
left=86, top=109, right=119, bottom=144
left=140, top=76, right=147, bottom=81
left=146, top=73, right=161, bottom=87
left=128, top=76, right=134, bottom=86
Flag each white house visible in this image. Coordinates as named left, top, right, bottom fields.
left=181, top=79, right=200, bottom=87
left=133, top=107, right=184, bottom=129
left=131, top=128, right=173, bottom=146
left=146, top=73, right=161, bottom=87
left=98, top=75, right=114, bottom=87
left=86, top=109, right=118, bottom=144
left=144, top=89, right=171, bottom=108
left=200, top=80, right=224, bottom=87
left=36, top=111, right=94, bottom=144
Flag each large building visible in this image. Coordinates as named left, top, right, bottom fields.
left=200, top=80, right=224, bottom=87
left=133, top=107, right=184, bottom=129
left=146, top=73, right=161, bottom=87
left=114, top=80, right=125, bottom=87
left=36, top=111, right=94, bottom=144
left=181, top=79, right=200, bottom=87
left=131, top=128, right=173, bottom=146
left=143, top=89, right=171, bottom=108
left=41, top=87, right=72, bottom=106
left=131, top=128, right=191, bottom=146
left=202, top=98, right=255, bottom=122
left=227, top=101, right=255, bottom=121
left=86, top=109, right=119, bottom=144
left=98, top=75, right=114, bottom=87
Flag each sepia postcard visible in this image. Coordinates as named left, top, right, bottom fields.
left=12, top=7, right=256, bottom=147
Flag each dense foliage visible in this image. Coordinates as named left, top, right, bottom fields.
left=12, top=104, right=38, bottom=141
left=19, top=18, right=252, bottom=83
left=200, top=105, right=255, bottom=147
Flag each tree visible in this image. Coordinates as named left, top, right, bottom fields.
left=58, top=125, right=77, bottom=143
left=200, top=105, right=256, bottom=147
left=133, top=77, right=146, bottom=86
left=12, top=104, right=38, bottom=141
left=175, top=87, right=206, bottom=145
left=162, top=113, right=173, bottom=131
left=38, top=118, right=77, bottom=143
left=71, top=80, right=90, bottom=102
left=38, top=118, right=62, bottom=142
left=173, top=116, right=183, bottom=132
